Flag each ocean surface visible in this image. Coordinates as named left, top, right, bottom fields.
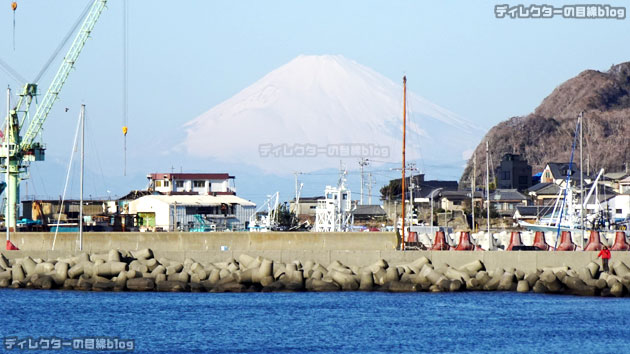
left=1, top=289, right=629, bottom=353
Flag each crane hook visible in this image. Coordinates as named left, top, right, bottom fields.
left=11, top=2, right=17, bottom=11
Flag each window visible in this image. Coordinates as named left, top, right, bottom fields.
left=176, top=181, right=184, bottom=188
left=193, top=180, right=205, bottom=188
left=616, top=209, right=623, bottom=214
left=155, top=180, right=162, bottom=187
left=164, top=180, right=170, bottom=187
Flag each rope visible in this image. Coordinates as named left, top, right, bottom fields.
left=12, top=10, right=15, bottom=51
left=51, top=109, right=82, bottom=250
left=33, top=1, right=92, bottom=83
left=0, top=57, right=27, bottom=85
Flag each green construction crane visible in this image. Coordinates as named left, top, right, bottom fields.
left=1, top=0, right=108, bottom=230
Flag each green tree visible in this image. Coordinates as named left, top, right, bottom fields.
left=276, top=202, right=296, bottom=228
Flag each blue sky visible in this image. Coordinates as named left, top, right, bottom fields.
left=0, top=1, right=628, bottom=204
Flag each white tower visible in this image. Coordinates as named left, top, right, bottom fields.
left=315, top=170, right=354, bottom=232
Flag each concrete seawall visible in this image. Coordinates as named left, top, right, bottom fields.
left=2, top=232, right=630, bottom=272
left=7, top=232, right=398, bottom=253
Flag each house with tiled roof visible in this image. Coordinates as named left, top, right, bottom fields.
left=487, top=189, right=529, bottom=216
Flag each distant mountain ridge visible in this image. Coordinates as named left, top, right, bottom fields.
left=461, top=62, right=630, bottom=185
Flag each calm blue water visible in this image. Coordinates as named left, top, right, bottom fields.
left=0, top=289, right=629, bottom=353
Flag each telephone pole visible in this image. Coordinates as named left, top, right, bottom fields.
left=367, top=172, right=374, bottom=205
left=359, top=158, right=369, bottom=205
left=293, top=171, right=302, bottom=215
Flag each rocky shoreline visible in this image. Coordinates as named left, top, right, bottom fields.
left=1, top=249, right=629, bottom=297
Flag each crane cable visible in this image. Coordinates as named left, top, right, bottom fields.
left=122, top=0, right=128, bottom=176
left=11, top=2, right=16, bottom=51
left=33, top=0, right=92, bottom=84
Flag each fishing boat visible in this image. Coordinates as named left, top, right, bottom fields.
left=518, top=114, right=630, bottom=235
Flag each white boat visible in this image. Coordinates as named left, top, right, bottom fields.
left=519, top=114, right=629, bottom=234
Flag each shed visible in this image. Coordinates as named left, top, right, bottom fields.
left=129, top=195, right=255, bottom=232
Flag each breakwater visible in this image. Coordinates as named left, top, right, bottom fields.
left=6, top=232, right=398, bottom=252
left=1, top=248, right=630, bottom=297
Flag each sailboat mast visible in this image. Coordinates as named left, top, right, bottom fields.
left=486, top=141, right=490, bottom=242
left=472, top=152, right=476, bottom=233
left=401, top=76, right=406, bottom=251
left=6, top=87, right=10, bottom=244
left=579, top=112, right=584, bottom=250
left=79, top=104, right=85, bottom=251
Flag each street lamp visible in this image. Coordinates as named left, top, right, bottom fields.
left=429, top=188, right=444, bottom=235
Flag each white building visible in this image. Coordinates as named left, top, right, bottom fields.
left=128, top=195, right=255, bottom=232
left=315, top=175, right=355, bottom=232
left=147, top=173, right=235, bottom=195
left=603, top=194, right=630, bottom=223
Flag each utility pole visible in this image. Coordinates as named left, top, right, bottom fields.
left=293, top=171, right=302, bottom=214
left=367, top=172, right=373, bottom=205
left=359, top=158, right=369, bottom=205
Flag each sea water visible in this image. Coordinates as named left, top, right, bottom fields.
left=1, top=289, right=629, bottom=353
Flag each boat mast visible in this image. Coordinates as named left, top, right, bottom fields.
left=486, top=141, right=490, bottom=244
left=5, top=86, right=10, bottom=244
left=579, top=112, right=584, bottom=250
left=79, top=104, right=85, bottom=251
left=472, top=152, right=476, bottom=233
left=401, top=75, right=406, bottom=251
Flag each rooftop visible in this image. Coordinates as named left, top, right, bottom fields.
left=490, top=189, right=528, bottom=201
left=546, top=162, right=585, bottom=181
left=354, top=204, right=386, bottom=216
left=147, top=173, right=234, bottom=180
left=514, top=205, right=554, bottom=217
left=527, top=183, right=560, bottom=195
left=131, top=194, right=255, bottom=207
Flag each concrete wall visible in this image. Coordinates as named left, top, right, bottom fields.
left=5, top=232, right=398, bottom=253
left=3, top=231, right=630, bottom=270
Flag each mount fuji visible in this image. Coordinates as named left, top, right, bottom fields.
left=182, top=55, right=483, bottom=176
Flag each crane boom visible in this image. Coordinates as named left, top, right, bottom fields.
left=21, top=0, right=107, bottom=149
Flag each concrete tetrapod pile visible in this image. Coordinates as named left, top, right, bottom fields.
left=1, top=249, right=630, bottom=297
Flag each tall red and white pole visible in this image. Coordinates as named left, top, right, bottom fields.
left=401, top=76, right=406, bottom=251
